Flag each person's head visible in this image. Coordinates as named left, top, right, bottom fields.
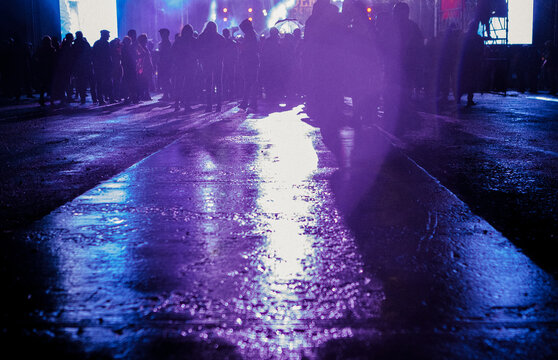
left=293, top=28, right=302, bottom=39
left=137, top=33, right=148, bottom=47
left=239, top=18, right=254, bottom=34
left=75, top=31, right=83, bottom=40
left=313, top=0, right=331, bottom=16
left=41, top=35, right=52, bottom=48
left=269, top=27, right=279, bottom=39
left=223, top=28, right=230, bottom=39
left=181, top=24, right=193, bottom=38
left=159, top=28, right=170, bottom=39
left=127, top=29, right=137, bottom=41
left=122, top=36, right=131, bottom=47
left=393, top=2, right=410, bottom=22
left=203, top=21, right=218, bottom=34
left=64, top=32, right=74, bottom=44
left=100, top=29, right=110, bottom=40
left=110, top=38, right=120, bottom=49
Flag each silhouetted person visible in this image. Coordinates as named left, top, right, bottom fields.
left=6, top=34, right=32, bottom=101
left=385, top=2, right=423, bottom=126
left=238, top=19, right=259, bottom=111
left=33, top=36, right=56, bottom=106
left=304, top=0, right=344, bottom=121
left=341, top=0, right=379, bottom=125
left=92, top=30, right=112, bottom=105
left=222, top=28, right=238, bottom=100
left=137, top=33, right=153, bottom=101
left=172, top=24, right=198, bottom=110
left=72, top=31, right=94, bottom=104
left=158, top=28, right=173, bottom=101
left=53, top=33, right=75, bottom=104
left=110, top=38, right=123, bottom=101
left=121, top=36, right=138, bottom=103
left=289, top=28, right=304, bottom=98
left=126, top=29, right=139, bottom=101
left=526, top=45, right=541, bottom=93
left=261, top=27, right=283, bottom=102
left=542, top=40, right=558, bottom=95
left=437, top=24, right=461, bottom=103
left=198, top=21, right=226, bottom=112
left=457, top=21, right=484, bottom=106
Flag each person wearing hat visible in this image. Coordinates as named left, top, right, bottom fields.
left=92, top=29, right=112, bottom=105
left=158, top=28, right=172, bottom=100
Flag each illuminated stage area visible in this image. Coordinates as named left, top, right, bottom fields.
left=60, top=0, right=118, bottom=41
left=56, top=0, right=536, bottom=45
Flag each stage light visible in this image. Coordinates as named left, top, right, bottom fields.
left=263, top=9, right=268, bottom=16
left=248, top=8, right=253, bottom=13
left=60, top=0, right=118, bottom=41
left=367, top=7, right=372, bottom=13
left=508, top=0, right=533, bottom=44
left=223, top=8, right=228, bottom=13
left=224, top=17, right=228, bottom=22
left=248, top=17, right=253, bottom=21
left=267, top=0, right=296, bottom=29
left=209, top=0, right=217, bottom=21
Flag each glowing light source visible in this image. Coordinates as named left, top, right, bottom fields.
left=209, top=0, right=217, bottom=21
left=224, top=17, right=228, bottom=22
left=223, top=7, right=228, bottom=13
left=60, top=0, right=118, bottom=41
left=248, top=17, right=253, bottom=21
left=508, top=0, right=533, bottom=44
left=267, top=0, right=296, bottom=29
left=248, top=7, right=253, bottom=13
left=367, top=7, right=372, bottom=13
left=262, top=9, right=268, bottom=16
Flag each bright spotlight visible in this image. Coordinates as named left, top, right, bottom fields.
left=248, top=17, right=253, bottom=21
left=263, top=9, right=268, bottom=16
left=223, top=7, right=228, bottom=13
left=367, top=7, right=372, bottom=13
left=248, top=7, right=253, bottom=13
left=224, top=17, right=228, bottom=22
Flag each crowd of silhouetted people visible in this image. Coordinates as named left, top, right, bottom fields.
left=1, top=0, right=557, bottom=125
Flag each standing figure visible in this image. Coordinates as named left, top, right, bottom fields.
left=172, top=25, right=198, bottom=110
left=136, top=34, right=153, bottom=101
left=53, top=33, right=75, bottom=104
left=384, top=1, right=423, bottom=126
left=304, top=0, right=344, bottom=121
left=261, top=27, right=283, bottom=102
left=158, top=28, right=173, bottom=101
left=238, top=19, right=259, bottom=111
left=457, top=21, right=484, bottom=106
left=92, top=30, right=112, bottom=105
left=542, top=40, right=558, bottom=95
left=222, top=28, right=238, bottom=100
left=121, top=36, right=138, bottom=103
left=33, top=36, right=57, bottom=106
left=110, top=38, right=123, bottom=101
left=198, top=21, right=226, bottom=112
left=72, top=31, right=94, bottom=104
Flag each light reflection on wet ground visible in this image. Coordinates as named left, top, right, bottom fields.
left=12, top=104, right=558, bottom=358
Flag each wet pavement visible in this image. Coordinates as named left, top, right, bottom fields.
left=1, top=96, right=558, bottom=359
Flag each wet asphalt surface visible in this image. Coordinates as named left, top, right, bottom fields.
left=1, top=94, right=557, bottom=359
